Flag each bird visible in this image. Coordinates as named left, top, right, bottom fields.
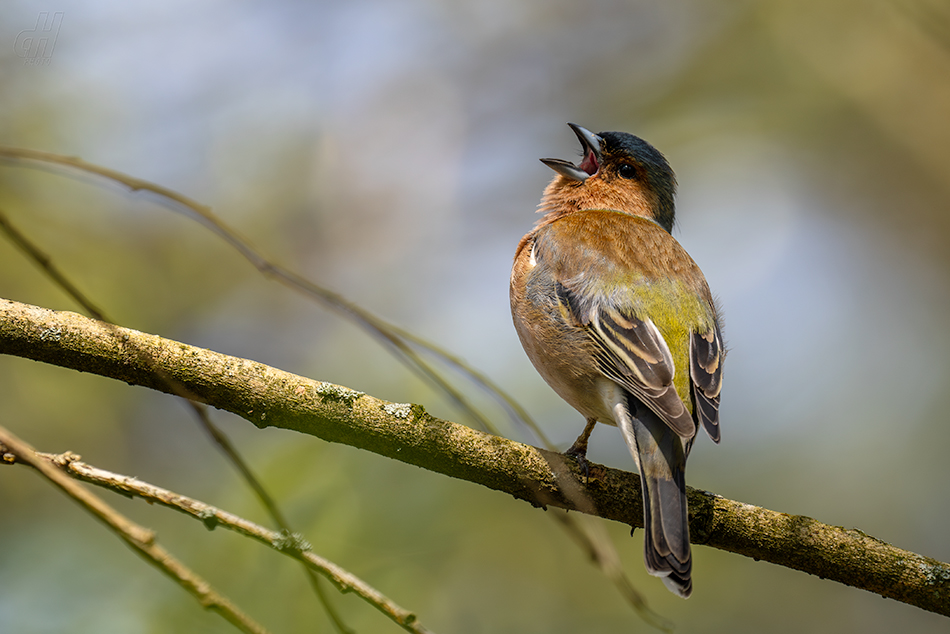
left=510, top=123, right=723, bottom=597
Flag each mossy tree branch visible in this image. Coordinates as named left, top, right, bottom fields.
left=1, top=296, right=949, bottom=616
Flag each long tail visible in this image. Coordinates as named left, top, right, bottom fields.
left=616, top=398, right=692, bottom=598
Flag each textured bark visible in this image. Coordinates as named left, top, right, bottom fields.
left=2, top=297, right=948, bottom=616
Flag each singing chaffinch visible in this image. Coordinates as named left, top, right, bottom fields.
left=510, top=124, right=723, bottom=598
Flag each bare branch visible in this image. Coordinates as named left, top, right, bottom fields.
left=0, top=205, right=353, bottom=633
left=2, top=296, right=949, bottom=617
left=0, top=424, right=272, bottom=634
left=0, top=447, right=434, bottom=634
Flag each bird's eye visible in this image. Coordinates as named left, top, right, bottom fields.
left=618, top=164, right=637, bottom=179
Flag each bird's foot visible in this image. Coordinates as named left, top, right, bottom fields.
left=564, top=418, right=598, bottom=484
left=564, top=441, right=591, bottom=484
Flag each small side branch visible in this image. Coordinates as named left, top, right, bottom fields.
left=0, top=446, right=433, bottom=634
left=0, top=425, right=272, bottom=634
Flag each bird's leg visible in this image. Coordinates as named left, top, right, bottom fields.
left=565, top=417, right=598, bottom=482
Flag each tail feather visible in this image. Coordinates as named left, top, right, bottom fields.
left=615, top=398, right=692, bottom=598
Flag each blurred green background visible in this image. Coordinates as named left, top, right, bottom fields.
left=2, top=0, right=950, bottom=632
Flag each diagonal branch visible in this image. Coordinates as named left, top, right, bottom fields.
left=1, top=296, right=949, bottom=617
left=0, top=446, right=433, bottom=634
left=0, top=424, right=272, bottom=634
left=0, top=146, right=529, bottom=438
left=0, top=205, right=353, bottom=634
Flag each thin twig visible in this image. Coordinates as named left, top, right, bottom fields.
left=0, top=425, right=272, bottom=634
left=0, top=210, right=109, bottom=320
left=0, top=206, right=353, bottom=633
left=548, top=510, right=673, bottom=632
left=191, top=403, right=355, bottom=634
left=0, top=146, right=532, bottom=439
left=0, top=446, right=435, bottom=634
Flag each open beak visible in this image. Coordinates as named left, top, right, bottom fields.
left=540, top=123, right=604, bottom=181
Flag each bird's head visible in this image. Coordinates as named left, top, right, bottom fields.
left=539, top=123, right=677, bottom=233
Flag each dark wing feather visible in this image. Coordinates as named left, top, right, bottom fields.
left=690, top=323, right=723, bottom=443
left=556, top=283, right=696, bottom=439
